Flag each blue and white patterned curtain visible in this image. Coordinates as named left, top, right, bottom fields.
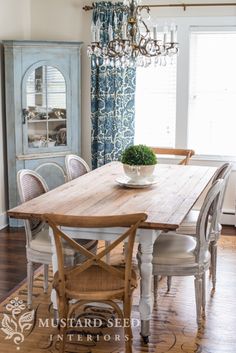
left=91, top=1, right=136, bottom=169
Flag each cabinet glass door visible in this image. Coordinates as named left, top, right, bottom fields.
left=24, top=65, right=67, bottom=149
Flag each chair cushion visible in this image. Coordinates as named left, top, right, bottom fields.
left=30, top=230, right=97, bottom=257
left=53, top=264, right=138, bottom=298
left=153, top=232, right=210, bottom=266
left=30, top=229, right=52, bottom=253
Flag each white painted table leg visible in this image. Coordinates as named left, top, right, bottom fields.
left=49, top=228, right=58, bottom=311
left=138, top=229, right=161, bottom=341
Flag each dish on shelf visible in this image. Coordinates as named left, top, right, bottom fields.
left=115, top=175, right=158, bottom=188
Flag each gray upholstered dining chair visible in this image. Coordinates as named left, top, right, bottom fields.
left=17, top=169, right=97, bottom=308
left=151, top=178, right=224, bottom=327
left=35, top=161, right=67, bottom=189
left=176, top=162, right=232, bottom=290
left=65, top=154, right=90, bottom=181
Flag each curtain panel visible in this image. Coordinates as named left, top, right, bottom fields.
left=91, top=1, right=136, bottom=169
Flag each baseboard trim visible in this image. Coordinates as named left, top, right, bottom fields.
left=221, top=213, right=236, bottom=226
left=0, top=212, right=8, bottom=230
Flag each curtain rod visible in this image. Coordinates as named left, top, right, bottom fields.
left=83, top=3, right=236, bottom=11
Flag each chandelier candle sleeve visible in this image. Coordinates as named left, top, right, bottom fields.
left=153, top=26, right=157, bottom=40
left=170, top=23, right=177, bottom=43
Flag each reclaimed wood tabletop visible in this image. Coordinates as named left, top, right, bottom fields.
left=8, top=162, right=217, bottom=231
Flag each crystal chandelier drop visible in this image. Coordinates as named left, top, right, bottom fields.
left=87, top=0, right=178, bottom=68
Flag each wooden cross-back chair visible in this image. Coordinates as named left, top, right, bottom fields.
left=150, top=147, right=195, bottom=165
left=44, top=212, right=147, bottom=353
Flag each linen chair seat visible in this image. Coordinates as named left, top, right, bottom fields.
left=30, top=229, right=93, bottom=257
left=153, top=232, right=210, bottom=267
left=53, top=264, right=138, bottom=300
left=30, top=229, right=51, bottom=254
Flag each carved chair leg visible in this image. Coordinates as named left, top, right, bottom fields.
left=124, top=298, right=133, bottom=353
left=210, top=240, right=217, bottom=290
left=209, top=242, right=212, bottom=277
left=124, top=330, right=133, bottom=353
left=43, top=264, right=49, bottom=293
left=59, top=325, right=66, bottom=353
left=58, top=299, right=68, bottom=353
left=153, top=275, right=158, bottom=300
left=27, top=260, right=33, bottom=309
left=194, top=275, right=202, bottom=328
left=167, top=276, right=172, bottom=292
left=53, top=309, right=59, bottom=326
left=202, top=272, right=206, bottom=317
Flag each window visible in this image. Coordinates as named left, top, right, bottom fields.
left=188, top=30, right=236, bottom=156
left=134, top=58, right=177, bottom=147
left=135, top=22, right=236, bottom=159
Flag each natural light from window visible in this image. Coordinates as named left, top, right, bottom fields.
left=188, top=30, right=236, bottom=156
left=134, top=58, right=177, bottom=147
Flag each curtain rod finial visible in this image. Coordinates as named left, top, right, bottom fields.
left=83, top=5, right=94, bottom=11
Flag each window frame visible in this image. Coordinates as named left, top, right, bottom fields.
left=149, top=16, right=236, bottom=164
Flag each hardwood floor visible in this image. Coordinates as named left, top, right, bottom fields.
left=0, top=226, right=41, bottom=299
left=0, top=231, right=236, bottom=352
left=222, top=224, right=236, bottom=235
left=0, top=227, right=27, bottom=298
left=0, top=225, right=235, bottom=300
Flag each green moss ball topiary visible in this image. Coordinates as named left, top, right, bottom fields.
left=121, top=144, right=158, bottom=166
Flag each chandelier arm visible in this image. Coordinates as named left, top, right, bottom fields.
left=139, top=19, right=150, bottom=37
left=86, top=1, right=180, bottom=67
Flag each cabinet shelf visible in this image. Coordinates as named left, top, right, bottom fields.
left=26, top=91, right=66, bottom=94
left=28, top=119, right=67, bottom=123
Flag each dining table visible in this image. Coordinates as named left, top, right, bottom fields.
left=8, top=161, right=217, bottom=342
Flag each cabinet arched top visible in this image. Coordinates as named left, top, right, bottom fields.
left=22, top=60, right=70, bottom=94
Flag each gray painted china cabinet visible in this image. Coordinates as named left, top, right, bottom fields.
left=3, top=40, right=82, bottom=225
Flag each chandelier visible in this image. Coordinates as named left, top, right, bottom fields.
left=87, top=0, right=178, bottom=68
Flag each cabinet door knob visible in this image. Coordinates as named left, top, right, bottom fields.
left=22, top=109, right=28, bottom=124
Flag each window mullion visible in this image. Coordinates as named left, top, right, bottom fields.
left=175, top=23, right=190, bottom=149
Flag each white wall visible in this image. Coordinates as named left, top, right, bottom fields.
left=0, top=0, right=31, bottom=228
left=31, top=0, right=92, bottom=165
